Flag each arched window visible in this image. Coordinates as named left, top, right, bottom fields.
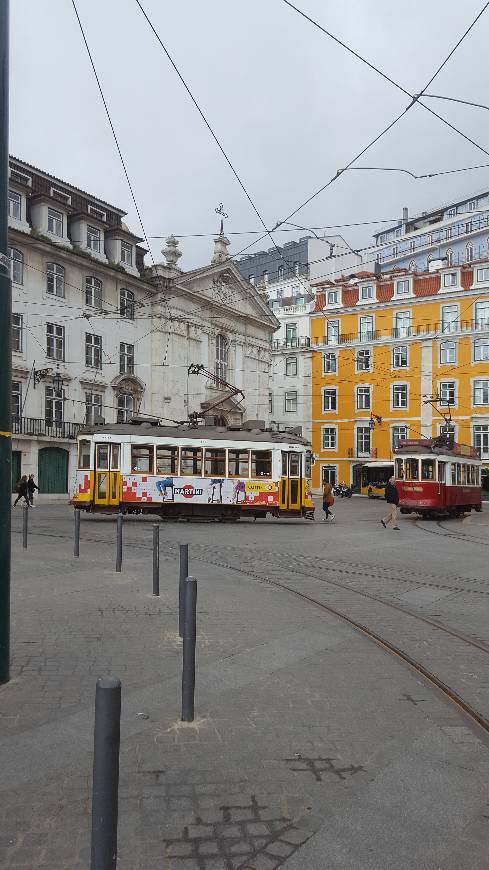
left=8, top=247, right=23, bottom=285
left=46, top=263, right=65, bottom=297
left=466, top=243, right=474, bottom=262
left=446, top=249, right=454, bottom=266
left=85, top=276, right=102, bottom=308
left=409, top=260, right=416, bottom=272
left=215, top=334, right=228, bottom=381
left=120, top=288, right=135, bottom=320
left=277, top=265, right=284, bottom=280
left=117, top=392, right=134, bottom=423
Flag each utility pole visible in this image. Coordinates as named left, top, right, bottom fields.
left=0, top=0, right=11, bottom=685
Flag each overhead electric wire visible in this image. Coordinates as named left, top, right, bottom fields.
left=423, top=94, right=489, bottom=112
left=275, top=0, right=489, bottom=227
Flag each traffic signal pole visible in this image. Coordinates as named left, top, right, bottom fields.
left=0, top=0, right=12, bottom=685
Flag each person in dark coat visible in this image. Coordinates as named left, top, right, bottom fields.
left=13, top=475, right=30, bottom=508
left=381, top=476, right=400, bottom=530
left=27, top=474, right=39, bottom=506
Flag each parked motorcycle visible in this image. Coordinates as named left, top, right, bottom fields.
left=333, top=483, right=353, bottom=498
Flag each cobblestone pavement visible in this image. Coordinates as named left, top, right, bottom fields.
left=1, top=500, right=488, bottom=868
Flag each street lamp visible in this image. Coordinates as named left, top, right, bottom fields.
left=52, top=366, right=63, bottom=393
left=33, top=367, right=52, bottom=388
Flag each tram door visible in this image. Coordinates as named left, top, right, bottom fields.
left=94, top=443, right=121, bottom=506
left=288, top=452, right=302, bottom=510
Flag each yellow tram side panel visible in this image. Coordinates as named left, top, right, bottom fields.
left=71, top=469, right=94, bottom=505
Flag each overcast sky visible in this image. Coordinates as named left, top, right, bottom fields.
left=9, top=0, right=489, bottom=271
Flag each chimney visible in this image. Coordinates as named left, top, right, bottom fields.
left=402, top=207, right=408, bottom=222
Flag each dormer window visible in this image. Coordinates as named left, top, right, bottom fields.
left=468, top=200, right=477, bottom=212
left=121, top=240, right=133, bottom=266
left=50, top=187, right=72, bottom=205
left=395, top=278, right=410, bottom=296
left=476, top=267, right=489, bottom=283
left=442, top=271, right=457, bottom=289
left=360, top=284, right=374, bottom=301
left=9, top=167, right=31, bottom=186
left=327, top=290, right=339, bottom=305
left=48, top=207, right=63, bottom=237
left=87, top=225, right=101, bottom=253
left=88, top=205, right=106, bottom=221
left=8, top=190, right=21, bottom=220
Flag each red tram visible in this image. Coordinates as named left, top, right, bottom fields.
left=394, top=438, right=482, bottom=519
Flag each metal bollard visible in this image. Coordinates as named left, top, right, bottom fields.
left=90, top=677, right=121, bottom=870
left=152, top=524, right=160, bottom=596
left=178, top=544, right=188, bottom=638
left=115, top=514, right=123, bottom=573
left=22, top=504, right=28, bottom=549
left=181, top=576, right=197, bottom=722
left=74, top=508, right=81, bottom=558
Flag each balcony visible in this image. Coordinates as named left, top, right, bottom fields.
left=12, top=416, right=81, bottom=440
left=272, top=336, right=311, bottom=350
left=348, top=447, right=378, bottom=459
left=315, top=319, right=489, bottom=348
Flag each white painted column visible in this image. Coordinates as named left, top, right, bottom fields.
left=420, top=340, right=433, bottom=436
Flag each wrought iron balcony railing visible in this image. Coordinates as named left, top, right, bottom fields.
left=12, top=416, right=81, bottom=440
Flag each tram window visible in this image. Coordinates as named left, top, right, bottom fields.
left=131, top=445, right=154, bottom=473
left=289, top=453, right=301, bottom=476
left=405, top=458, right=419, bottom=480
left=421, top=459, right=435, bottom=480
left=180, top=448, right=202, bottom=476
left=395, top=458, right=404, bottom=479
left=461, top=464, right=467, bottom=485
left=110, top=444, right=120, bottom=470
left=251, top=450, right=272, bottom=478
left=281, top=452, right=288, bottom=476
left=469, top=465, right=474, bottom=485
left=78, top=439, right=91, bottom=469
left=156, top=446, right=179, bottom=475
left=437, top=461, right=446, bottom=483
left=456, top=464, right=462, bottom=485
left=96, top=444, right=109, bottom=470
left=228, top=449, right=249, bottom=478
left=305, top=453, right=312, bottom=478
left=204, top=449, right=226, bottom=476
left=451, top=464, right=457, bottom=485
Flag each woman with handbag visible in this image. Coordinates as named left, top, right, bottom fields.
left=322, top=481, right=335, bottom=522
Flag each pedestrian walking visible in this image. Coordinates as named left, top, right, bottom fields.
left=13, top=475, right=30, bottom=508
left=381, top=476, right=400, bottom=530
left=27, top=474, right=39, bottom=507
left=322, top=481, right=335, bottom=522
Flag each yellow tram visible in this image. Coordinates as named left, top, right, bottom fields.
left=71, top=420, right=315, bottom=520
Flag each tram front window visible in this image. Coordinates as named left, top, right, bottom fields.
left=421, top=459, right=435, bottom=480
left=251, top=450, right=272, bottom=478
left=395, top=458, right=404, bottom=479
left=405, top=458, right=419, bottom=480
left=437, top=461, right=446, bottom=482
left=228, top=450, right=249, bottom=478
left=78, top=439, right=91, bottom=469
left=289, top=454, right=301, bottom=476
left=305, top=452, right=312, bottom=478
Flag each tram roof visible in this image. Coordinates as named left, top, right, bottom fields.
left=78, top=422, right=311, bottom=447
left=394, top=438, right=479, bottom=459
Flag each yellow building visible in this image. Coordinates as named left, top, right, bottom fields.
left=310, top=264, right=489, bottom=492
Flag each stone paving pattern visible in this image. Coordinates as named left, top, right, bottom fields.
left=0, top=500, right=488, bottom=867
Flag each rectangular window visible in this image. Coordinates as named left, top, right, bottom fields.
left=46, top=323, right=64, bottom=361
left=131, top=445, right=154, bottom=473
left=180, top=447, right=202, bottom=476
left=78, top=439, right=91, bottom=469
left=8, top=189, right=21, bottom=220
left=438, top=461, right=446, bottom=483
left=394, top=310, right=412, bottom=338
left=85, top=333, right=102, bottom=369
left=284, top=391, right=298, bottom=412
left=204, top=449, right=226, bottom=476
left=475, top=300, right=489, bottom=328
left=45, top=386, right=63, bottom=425
left=439, top=381, right=456, bottom=406
left=228, top=449, right=249, bottom=478
left=421, top=458, right=435, bottom=480
left=119, top=342, right=134, bottom=374
left=474, top=379, right=489, bottom=406
left=12, top=381, right=21, bottom=419
left=474, top=338, right=489, bottom=361
left=322, top=427, right=337, bottom=449
left=117, top=393, right=134, bottom=423
left=12, top=313, right=22, bottom=352
left=251, top=450, right=272, bottom=478
left=156, top=446, right=179, bottom=474
left=359, top=315, right=374, bottom=341
left=468, top=200, right=477, bottom=212
left=440, top=341, right=456, bottom=365
left=465, top=221, right=472, bottom=234
left=8, top=247, right=23, bottom=285
left=285, top=323, right=297, bottom=345
left=323, top=388, right=337, bottom=412
left=356, top=385, right=371, bottom=410
left=356, top=426, right=371, bottom=456
left=392, top=345, right=408, bottom=368
left=473, top=424, right=489, bottom=458
left=356, top=349, right=371, bottom=372
left=327, top=290, right=339, bottom=305
left=441, top=304, right=459, bottom=333
left=321, top=465, right=337, bottom=485
left=120, top=288, right=135, bottom=320
left=395, top=279, right=410, bottom=296
left=47, top=207, right=63, bottom=237
left=268, top=392, right=273, bottom=413
left=87, top=225, right=101, bottom=252
left=405, top=458, right=419, bottom=481
left=392, top=384, right=408, bottom=409
left=476, top=268, right=489, bottom=283
left=46, top=263, right=65, bottom=297
left=326, top=320, right=339, bottom=345
left=323, top=352, right=337, bottom=374
left=285, top=356, right=297, bottom=376
left=85, top=392, right=103, bottom=425
left=443, top=272, right=457, bottom=288
left=360, top=284, right=374, bottom=300
left=392, top=425, right=408, bottom=450
left=120, top=241, right=133, bottom=265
